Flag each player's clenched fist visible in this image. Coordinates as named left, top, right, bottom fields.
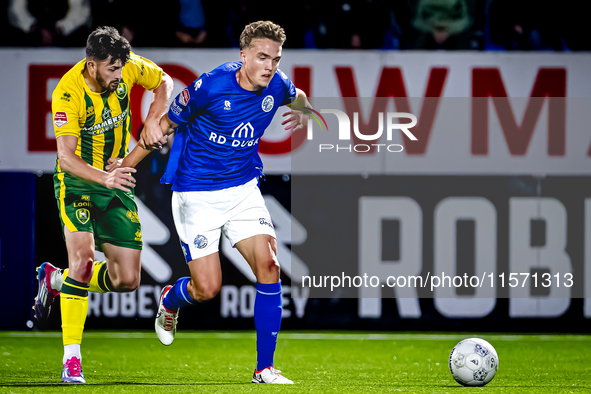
left=104, top=167, right=137, bottom=192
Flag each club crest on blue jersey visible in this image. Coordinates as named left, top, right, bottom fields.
left=194, top=234, right=208, bottom=249
left=262, top=95, right=274, bottom=112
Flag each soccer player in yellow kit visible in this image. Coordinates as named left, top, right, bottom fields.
left=33, top=26, right=172, bottom=383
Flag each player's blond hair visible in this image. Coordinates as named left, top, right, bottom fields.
left=239, top=21, right=286, bottom=50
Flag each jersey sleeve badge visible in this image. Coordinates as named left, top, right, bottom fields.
left=179, top=89, right=190, bottom=106
left=54, top=111, right=69, bottom=127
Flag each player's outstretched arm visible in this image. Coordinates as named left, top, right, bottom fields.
left=108, top=137, right=152, bottom=170
left=142, top=72, right=174, bottom=149
left=57, top=135, right=137, bottom=193
left=282, top=88, right=311, bottom=131
left=107, top=113, right=179, bottom=171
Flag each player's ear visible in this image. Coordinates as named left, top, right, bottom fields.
left=86, top=58, right=96, bottom=72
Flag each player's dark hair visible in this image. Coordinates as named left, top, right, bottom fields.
left=86, top=26, right=130, bottom=65
left=240, top=21, right=286, bottom=50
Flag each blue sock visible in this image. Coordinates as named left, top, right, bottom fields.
left=163, top=277, right=196, bottom=311
left=255, top=280, right=282, bottom=371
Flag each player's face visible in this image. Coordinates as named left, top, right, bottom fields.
left=240, top=38, right=282, bottom=90
left=92, top=57, right=123, bottom=93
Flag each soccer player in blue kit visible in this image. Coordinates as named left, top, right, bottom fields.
left=121, top=21, right=309, bottom=384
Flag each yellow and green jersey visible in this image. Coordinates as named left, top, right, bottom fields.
left=52, top=52, right=162, bottom=173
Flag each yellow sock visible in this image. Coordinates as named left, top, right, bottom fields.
left=64, top=261, right=112, bottom=293
left=61, top=276, right=89, bottom=346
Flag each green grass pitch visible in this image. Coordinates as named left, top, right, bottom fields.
left=1, top=331, right=590, bottom=393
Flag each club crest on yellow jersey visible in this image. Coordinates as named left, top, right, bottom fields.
left=116, top=82, right=128, bottom=100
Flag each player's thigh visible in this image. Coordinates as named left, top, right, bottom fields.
left=223, top=180, right=277, bottom=263
left=62, top=226, right=96, bottom=282
left=172, top=191, right=225, bottom=263
left=56, top=188, right=96, bottom=277
left=235, top=235, right=279, bottom=282
left=101, top=242, right=141, bottom=287
left=94, top=192, right=143, bottom=252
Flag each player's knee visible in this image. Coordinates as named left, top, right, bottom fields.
left=256, top=257, right=280, bottom=278
left=202, top=286, right=220, bottom=301
left=69, top=256, right=94, bottom=282
left=112, top=273, right=141, bottom=292
left=189, top=282, right=220, bottom=301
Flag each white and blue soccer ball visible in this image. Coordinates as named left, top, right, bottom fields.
left=449, top=338, right=499, bottom=386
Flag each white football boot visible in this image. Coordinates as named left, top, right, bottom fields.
left=155, top=285, right=179, bottom=346
left=252, top=367, right=294, bottom=384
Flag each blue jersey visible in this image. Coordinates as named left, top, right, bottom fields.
left=162, top=62, right=296, bottom=191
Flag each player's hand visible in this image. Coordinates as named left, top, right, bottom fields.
left=282, top=109, right=308, bottom=132
left=105, top=157, right=123, bottom=172
left=141, top=120, right=168, bottom=150
left=104, top=167, right=137, bottom=193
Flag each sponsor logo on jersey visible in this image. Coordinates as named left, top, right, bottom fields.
left=179, top=89, right=190, bottom=106
left=76, top=208, right=90, bottom=225
left=81, top=109, right=128, bottom=135
left=262, top=95, right=274, bottom=112
left=231, top=122, right=254, bottom=138
left=194, top=79, right=202, bottom=90
left=259, top=218, right=274, bottom=229
left=60, top=92, right=71, bottom=102
left=81, top=195, right=90, bottom=201
left=171, top=102, right=182, bottom=116
left=194, top=234, right=208, bottom=249
left=126, top=210, right=140, bottom=223
left=115, top=82, right=128, bottom=100
left=86, top=106, right=94, bottom=116
left=73, top=201, right=91, bottom=208
left=224, top=100, right=231, bottom=110
left=54, top=111, right=69, bottom=127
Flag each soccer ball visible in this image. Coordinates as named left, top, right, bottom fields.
left=449, top=338, right=499, bottom=386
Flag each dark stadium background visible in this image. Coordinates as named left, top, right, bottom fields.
left=1, top=0, right=590, bottom=334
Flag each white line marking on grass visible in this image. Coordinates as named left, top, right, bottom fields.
left=2, top=332, right=590, bottom=342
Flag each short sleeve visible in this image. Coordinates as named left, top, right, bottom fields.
left=277, top=69, right=297, bottom=106
left=52, top=88, right=80, bottom=138
left=125, top=52, right=163, bottom=91
left=168, top=75, right=210, bottom=125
